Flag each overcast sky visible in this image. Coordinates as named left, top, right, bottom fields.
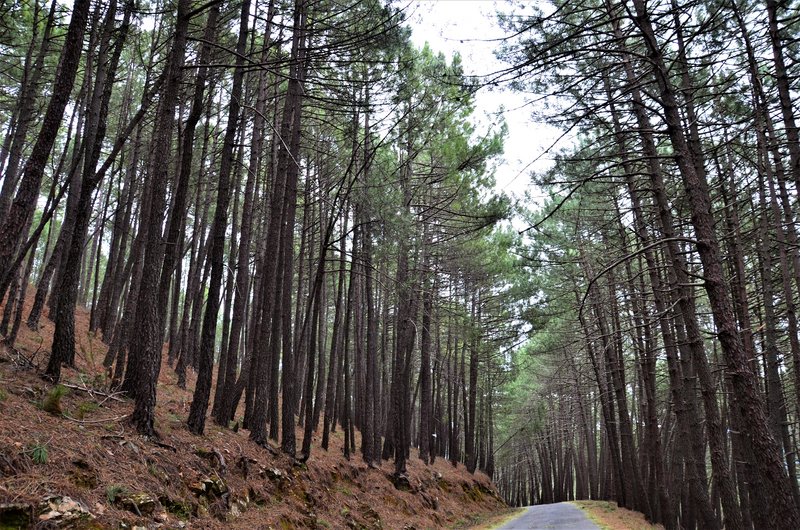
left=406, top=0, right=556, bottom=203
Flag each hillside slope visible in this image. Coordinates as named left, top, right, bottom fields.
left=0, top=294, right=505, bottom=529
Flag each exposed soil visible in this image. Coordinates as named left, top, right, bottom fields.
left=0, top=291, right=505, bottom=529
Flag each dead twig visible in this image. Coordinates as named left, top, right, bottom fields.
left=212, top=448, right=227, bottom=473
left=2, top=342, right=35, bottom=368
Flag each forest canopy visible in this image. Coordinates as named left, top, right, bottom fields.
left=4, top=0, right=800, bottom=529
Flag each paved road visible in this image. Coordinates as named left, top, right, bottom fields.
left=495, top=503, right=600, bottom=529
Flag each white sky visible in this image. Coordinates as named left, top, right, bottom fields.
left=406, top=0, right=557, bottom=204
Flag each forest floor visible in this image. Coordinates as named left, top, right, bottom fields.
left=571, top=501, right=665, bottom=530
left=0, top=291, right=505, bottom=529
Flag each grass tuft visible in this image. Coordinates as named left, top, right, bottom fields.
left=40, top=384, right=69, bottom=415
left=106, top=484, right=127, bottom=503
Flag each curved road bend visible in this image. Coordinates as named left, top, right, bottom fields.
left=496, top=502, right=600, bottom=529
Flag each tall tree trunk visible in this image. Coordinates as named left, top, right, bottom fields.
left=125, top=0, right=191, bottom=436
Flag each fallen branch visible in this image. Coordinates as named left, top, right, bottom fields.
left=2, top=342, right=35, bottom=368
left=154, top=440, right=177, bottom=452
left=61, top=383, right=126, bottom=403
left=63, top=413, right=129, bottom=424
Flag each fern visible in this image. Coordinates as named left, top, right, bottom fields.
left=29, top=443, right=48, bottom=464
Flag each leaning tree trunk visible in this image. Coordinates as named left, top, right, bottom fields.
left=0, top=0, right=91, bottom=300
left=629, top=0, right=800, bottom=525
left=48, top=0, right=130, bottom=381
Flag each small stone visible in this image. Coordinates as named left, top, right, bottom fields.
left=114, top=492, right=157, bottom=516
left=190, top=476, right=229, bottom=498
left=121, top=440, right=140, bottom=455
left=189, top=481, right=208, bottom=496
left=207, top=476, right=228, bottom=496
left=265, top=467, right=283, bottom=481
left=39, top=510, right=60, bottom=521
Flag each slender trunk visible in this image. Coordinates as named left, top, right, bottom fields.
left=187, top=0, right=250, bottom=435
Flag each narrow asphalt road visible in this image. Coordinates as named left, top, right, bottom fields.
left=495, top=502, right=600, bottom=529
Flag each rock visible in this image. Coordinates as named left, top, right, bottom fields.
left=120, top=439, right=140, bottom=455
left=189, top=481, right=207, bottom=496
left=207, top=476, right=228, bottom=496
left=391, top=472, right=413, bottom=492
left=190, top=476, right=229, bottom=499
left=420, top=492, right=439, bottom=510
left=158, top=496, right=193, bottom=520
left=0, top=503, right=32, bottom=527
left=114, top=492, right=157, bottom=516
left=264, top=467, right=284, bottom=481
left=359, top=503, right=382, bottom=527
left=69, top=459, right=98, bottom=489
left=461, top=483, right=485, bottom=502
left=231, top=492, right=250, bottom=515
left=195, top=448, right=227, bottom=473
left=37, top=495, right=94, bottom=525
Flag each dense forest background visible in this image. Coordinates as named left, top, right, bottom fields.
left=491, top=0, right=800, bottom=529
left=0, top=0, right=519, bottom=496
left=4, top=0, right=800, bottom=529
